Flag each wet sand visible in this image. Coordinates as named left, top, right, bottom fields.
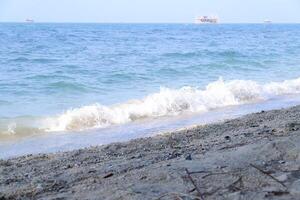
left=2, top=105, right=300, bottom=199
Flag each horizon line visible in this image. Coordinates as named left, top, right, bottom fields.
left=1, top=21, right=300, bottom=24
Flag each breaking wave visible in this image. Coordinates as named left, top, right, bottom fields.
left=2, top=77, right=300, bottom=136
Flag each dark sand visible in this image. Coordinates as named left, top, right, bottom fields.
left=2, top=105, right=300, bottom=199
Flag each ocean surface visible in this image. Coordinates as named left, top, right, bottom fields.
left=1, top=23, right=300, bottom=157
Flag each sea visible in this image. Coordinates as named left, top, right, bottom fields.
left=1, top=23, right=300, bottom=158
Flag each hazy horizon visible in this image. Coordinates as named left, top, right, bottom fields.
left=1, top=0, right=300, bottom=23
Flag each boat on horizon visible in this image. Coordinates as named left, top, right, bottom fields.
left=195, top=15, right=219, bottom=24
left=25, top=19, right=35, bottom=23
left=264, top=19, right=272, bottom=24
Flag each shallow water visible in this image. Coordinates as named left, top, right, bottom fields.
left=1, top=95, right=300, bottom=159
left=1, top=23, right=300, bottom=157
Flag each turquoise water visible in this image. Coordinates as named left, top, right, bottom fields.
left=1, top=23, right=300, bottom=139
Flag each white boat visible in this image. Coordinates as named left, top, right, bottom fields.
left=25, top=19, right=35, bottom=23
left=195, top=16, right=219, bottom=24
left=264, top=19, right=272, bottom=24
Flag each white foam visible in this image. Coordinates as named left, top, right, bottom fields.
left=42, top=77, right=300, bottom=132
left=2, top=77, right=300, bottom=136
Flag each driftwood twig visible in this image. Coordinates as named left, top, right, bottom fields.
left=185, top=168, right=204, bottom=200
left=156, top=192, right=202, bottom=200
left=201, top=172, right=231, bottom=179
left=188, top=170, right=211, bottom=175
left=250, top=164, right=287, bottom=188
left=227, top=176, right=243, bottom=191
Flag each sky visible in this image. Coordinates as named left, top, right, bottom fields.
left=0, top=0, right=300, bottom=23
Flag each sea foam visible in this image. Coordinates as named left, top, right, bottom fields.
left=44, top=77, right=300, bottom=132
left=2, top=77, right=300, bottom=136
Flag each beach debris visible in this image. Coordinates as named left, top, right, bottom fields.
left=201, top=171, right=232, bottom=179
left=156, top=192, right=202, bottom=200
left=185, top=168, right=204, bottom=200
left=249, top=123, right=259, bottom=127
left=271, top=129, right=277, bottom=133
left=188, top=170, right=210, bottom=175
left=88, top=169, right=97, bottom=174
left=227, top=176, right=243, bottom=192
left=35, top=184, right=43, bottom=192
left=265, top=190, right=290, bottom=197
left=103, top=172, right=114, bottom=179
left=290, top=179, right=300, bottom=195
left=250, top=164, right=287, bottom=189
left=216, top=165, right=227, bottom=169
left=285, top=122, right=300, bottom=132
left=243, top=132, right=253, bottom=137
left=0, top=160, right=12, bottom=167
left=278, top=160, right=286, bottom=164
left=224, top=136, right=231, bottom=140
left=276, top=174, right=288, bottom=182
left=185, top=154, right=192, bottom=160
left=219, top=143, right=246, bottom=150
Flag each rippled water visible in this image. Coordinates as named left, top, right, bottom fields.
left=1, top=23, right=300, bottom=140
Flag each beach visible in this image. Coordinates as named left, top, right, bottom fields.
left=1, top=23, right=300, bottom=200
left=1, top=0, right=300, bottom=198
left=2, top=105, right=300, bottom=199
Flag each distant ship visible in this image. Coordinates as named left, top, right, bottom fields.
left=195, top=16, right=219, bottom=24
left=25, top=19, right=35, bottom=23
left=264, top=19, right=272, bottom=24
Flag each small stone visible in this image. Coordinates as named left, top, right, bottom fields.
left=286, top=122, right=300, bottom=131
left=227, top=191, right=241, bottom=200
left=225, top=136, right=231, bottom=140
left=36, top=184, right=43, bottom=192
left=276, top=174, right=288, bottom=182
left=185, top=154, right=192, bottom=160
left=263, top=186, right=281, bottom=192
left=250, top=124, right=259, bottom=128
left=290, top=180, right=300, bottom=195
left=103, top=172, right=114, bottom=179
left=278, top=160, right=286, bottom=164
left=244, top=132, right=253, bottom=137
left=88, top=169, right=96, bottom=173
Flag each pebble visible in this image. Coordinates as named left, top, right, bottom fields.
left=103, top=172, right=114, bottom=179
left=36, top=184, right=43, bottom=192
left=225, top=136, right=231, bottom=140
left=185, top=154, right=192, bottom=160
left=290, top=180, right=300, bottom=195
left=278, top=160, right=286, bottom=164
left=276, top=174, right=288, bottom=182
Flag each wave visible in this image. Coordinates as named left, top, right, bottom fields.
left=162, top=50, right=245, bottom=59
left=2, top=77, right=300, bottom=136
left=47, top=81, right=89, bottom=92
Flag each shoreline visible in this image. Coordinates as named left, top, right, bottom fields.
left=2, top=105, right=300, bottom=199
left=3, top=94, right=300, bottom=159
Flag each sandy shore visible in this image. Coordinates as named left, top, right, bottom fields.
left=2, top=105, right=300, bottom=199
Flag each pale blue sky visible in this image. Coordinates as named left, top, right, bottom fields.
left=1, top=0, right=300, bottom=23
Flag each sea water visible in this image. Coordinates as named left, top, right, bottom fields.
left=1, top=23, right=300, bottom=157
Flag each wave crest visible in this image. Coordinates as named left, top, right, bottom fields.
left=2, top=77, right=300, bottom=135
left=46, top=77, right=300, bottom=132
